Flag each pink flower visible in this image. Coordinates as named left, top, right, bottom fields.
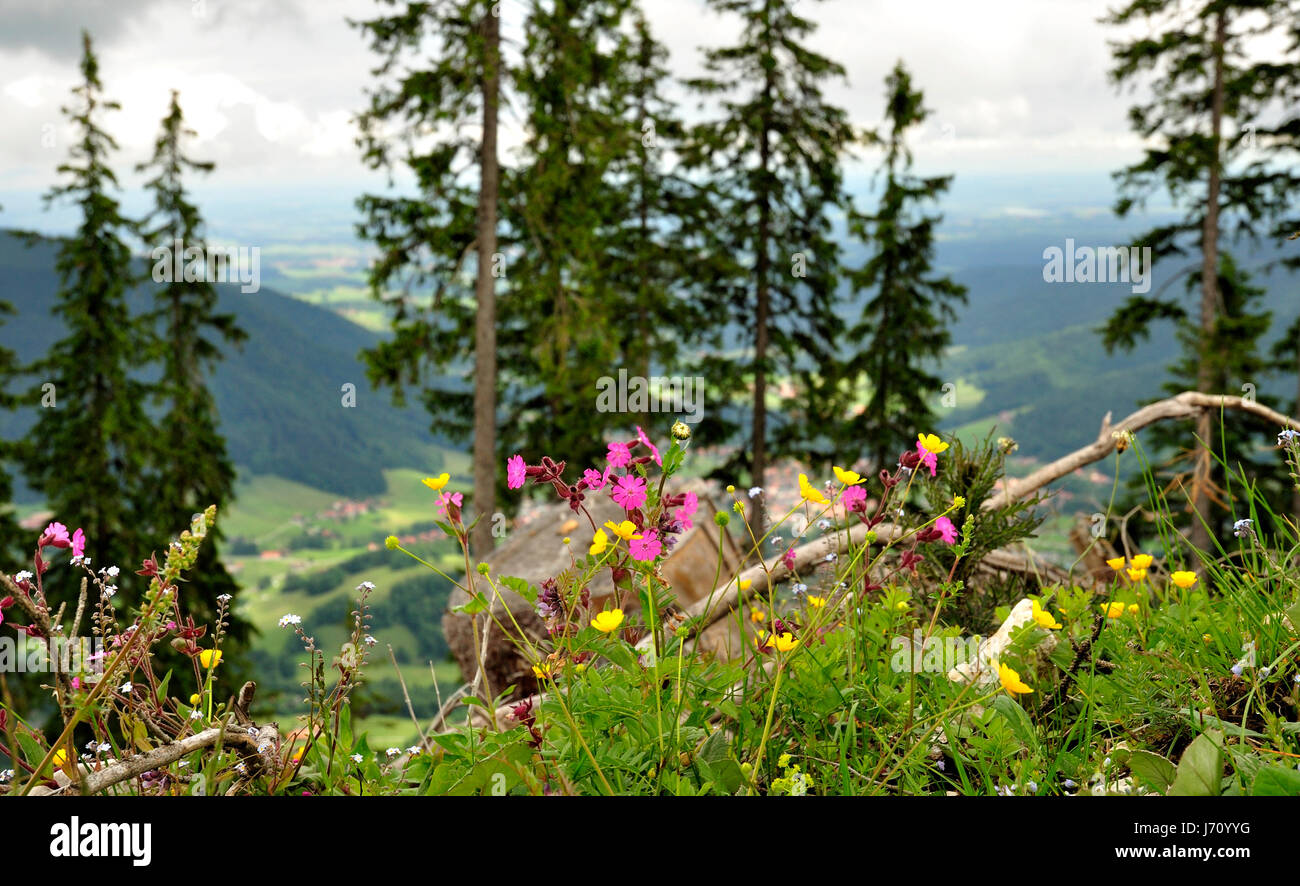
left=934, top=516, right=958, bottom=545
left=506, top=455, right=526, bottom=490
left=610, top=475, right=647, bottom=511
left=71, top=528, right=85, bottom=559
left=607, top=440, right=632, bottom=468
left=437, top=491, right=464, bottom=516
left=40, top=522, right=70, bottom=549
left=70, top=677, right=81, bottom=690
left=916, top=442, right=938, bottom=477
left=635, top=426, right=662, bottom=466
left=629, top=530, right=662, bottom=562
left=674, top=491, right=699, bottom=531
left=583, top=467, right=609, bottom=490
left=782, top=546, right=796, bottom=571
left=842, top=485, right=868, bottom=513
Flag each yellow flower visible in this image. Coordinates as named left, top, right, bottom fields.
left=591, top=609, right=625, bottom=633
left=997, top=662, right=1033, bottom=695
left=733, top=500, right=745, bottom=513
left=292, top=747, right=305, bottom=763
left=190, top=693, right=202, bottom=705
left=798, top=473, right=828, bottom=505
left=604, top=520, right=640, bottom=541
left=952, top=495, right=966, bottom=508
left=199, top=648, right=222, bottom=669
left=422, top=472, right=450, bottom=492
left=1126, top=568, right=1147, bottom=582
left=738, top=578, right=753, bottom=591
left=807, top=596, right=826, bottom=609
left=895, top=600, right=909, bottom=612
left=1170, top=570, right=1197, bottom=589
left=750, top=609, right=765, bottom=623
left=1126, top=603, right=1140, bottom=616
left=832, top=466, right=865, bottom=486
left=1130, top=553, right=1153, bottom=570
left=532, top=661, right=555, bottom=679
left=588, top=529, right=609, bottom=557
left=770, top=632, right=799, bottom=652
left=1106, top=556, right=1126, bottom=570
left=726, top=484, right=736, bottom=493
left=1031, top=599, right=1062, bottom=630
left=917, top=433, right=949, bottom=455
left=52, top=747, right=67, bottom=768
left=1202, top=633, right=1213, bottom=644
left=1102, top=601, right=1125, bottom=619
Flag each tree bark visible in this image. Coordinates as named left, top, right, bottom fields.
left=1190, top=10, right=1227, bottom=553
left=750, top=17, right=775, bottom=537
left=471, top=3, right=501, bottom=559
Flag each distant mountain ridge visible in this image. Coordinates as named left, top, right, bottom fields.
left=0, top=230, right=451, bottom=500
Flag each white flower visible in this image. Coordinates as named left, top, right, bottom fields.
left=189, top=710, right=202, bottom=720
left=279, top=614, right=302, bottom=628
left=351, top=753, right=363, bottom=764
left=364, top=635, right=377, bottom=647
left=816, top=519, right=831, bottom=530
left=824, top=553, right=837, bottom=562
left=1278, top=428, right=1299, bottom=446
left=0, top=769, right=12, bottom=782
left=385, top=747, right=400, bottom=757
left=178, top=760, right=190, bottom=768
left=357, top=581, right=376, bottom=592
left=217, top=593, right=232, bottom=603
left=96, top=742, right=111, bottom=754
left=1233, top=518, right=1253, bottom=537
left=791, top=583, right=808, bottom=597
left=103, top=566, right=120, bottom=578
left=119, top=681, right=133, bottom=693
left=407, top=745, right=421, bottom=754
left=14, top=571, right=33, bottom=583
left=748, top=487, right=763, bottom=498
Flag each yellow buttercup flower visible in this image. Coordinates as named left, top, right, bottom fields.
left=52, top=747, right=68, bottom=768
left=1126, top=568, right=1147, bottom=582
left=769, top=632, right=798, bottom=652
left=1106, top=556, right=1126, bottom=570
left=832, top=466, right=865, bottom=486
left=1102, top=601, right=1125, bottom=619
left=1170, top=571, right=1197, bottom=589
left=1031, top=599, right=1062, bottom=630
left=604, top=520, right=640, bottom=541
left=422, top=473, right=450, bottom=492
left=1130, top=553, right=1153, bottom=570
left=591, top=609, right=625, bottom=633
left=1126, top=603, right=1140, bottom=616
left=952, top=495, right=966, bottom=508
left=917, top=433, right=949, bottom=455
left=798, top=473, right=828, bottom=505
left=190, top=693, right=202, bottom=705
left=588, top=529, right=609, bottom=556
left=532, top=661, right=555, bottom=679
left=997, top=662, right=1033, bottom=695
left=738, top=578, right=753, bottom=591
left=895, top=600, right=909, bottom=611
left=807, top=596, right=826, bottom=609
left=199, top=649, right=222, bottom=669
left=750, top=609, right=765, bottom=623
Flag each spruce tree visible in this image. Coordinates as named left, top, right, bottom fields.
left=0, top=288, right=19, bottom=565
left=683, top=0, right=856, bottom=506
left=137, top=90, right=248, bottom=638
left=1099, top=0, right=1300, bottom=550
left=19, top=32, right=154, bottom=576
left=354, top=0, right=504, bottom=556
left=835, top=62, right=967, bottom=471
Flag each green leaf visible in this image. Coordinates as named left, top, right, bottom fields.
left=453, top=592, right=489, bottom=615
left=500, top=576, right=539, bottom=604
left=1168, top=732, right=1223, bottom=797
left=154, top=670, right=172, bottom=705
left=1251, top=765, right=1300, bottom=796
left=990, top=694, right=1038, bottom=750
left=1127, top=750, right=1177, bottom=794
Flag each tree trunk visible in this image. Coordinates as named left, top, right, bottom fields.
left=752, top=99, right=772, bottom=538
left=471, top=4, right=500, bottom=559
left=1190, top=10, right=1226, bottom=554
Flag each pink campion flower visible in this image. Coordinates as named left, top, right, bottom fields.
left=782, top=546, right=797, bottom=571
left=635, top=426, right=662, bottom=466
left=607, top=440, right=632, bottom=468
left=40, top=522, right=71, bottom=549
left=916, top=442, right=939, bottom=477
left=842, top=485, right=868, bottom=513
left=506, top=455, right=526, bottom=490
left=583, top=467, right=609, bottom=490
left=437, top=491, right=464, bottom=516
left=934, top=516, right=958, bottom=545
left=674, top=491, right=699, bottom=531
left=629, top=530, right=662, bottom=562
left=610, top=475, right=647, bottom=511
left=71, top=528, right=85, bottom=559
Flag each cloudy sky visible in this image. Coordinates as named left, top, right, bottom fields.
left=0, top=0, right=1159, bottom=238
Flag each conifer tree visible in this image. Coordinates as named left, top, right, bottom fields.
left=1099, top=0, right=1300, bottom=550
left=683, top=0, right=856, bottom=506
left=354, top=0, right=504, bottom=556
left=137, top=90, right=248, bottom=636
left=19, top=32, right=154, bottom=576
left=834, top=62, right=967, bottom=471
left=0, top=285, right=19, bottom=564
